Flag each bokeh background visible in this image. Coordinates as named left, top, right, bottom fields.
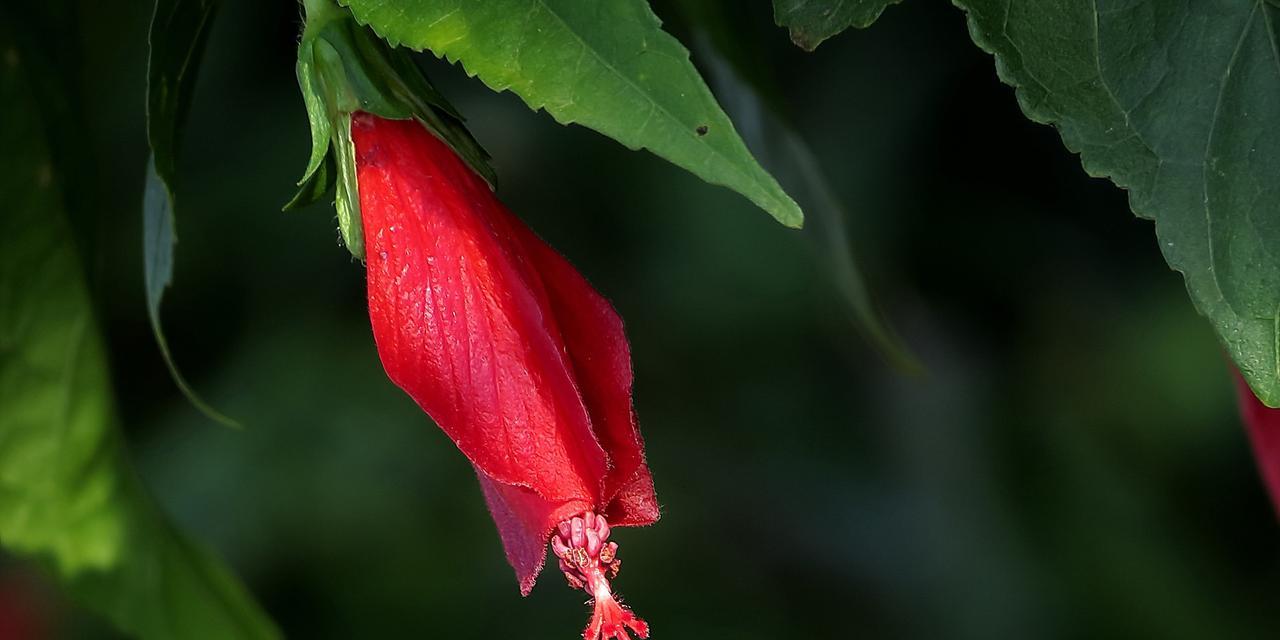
left=5, top=0, right=1279, bottom=638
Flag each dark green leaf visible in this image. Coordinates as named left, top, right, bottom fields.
left=144, top=0, right=237, bottom=426
left=953, top=0, right=1280, bottom=405
left=0, top=33, right=279, bottom=639
left=773, top=0, right=903, bottom=51
left=295, top=37, right=334, bottom=189
left=338, top=0, right=804, bottom=228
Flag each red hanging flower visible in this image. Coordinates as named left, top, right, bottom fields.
left=1232, top=369, right=1280, bottom=518
left=351, top=112, right=659, bottom=639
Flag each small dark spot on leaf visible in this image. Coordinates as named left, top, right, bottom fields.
left=696, top=125, right=709, bottom=136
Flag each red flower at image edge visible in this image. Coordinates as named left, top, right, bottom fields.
left=1232, top=370, right=1280, bottom=517
left=351, top=113, right=658, bottom=639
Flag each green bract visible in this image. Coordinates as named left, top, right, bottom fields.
left=290, top=0, right=494, bottom=260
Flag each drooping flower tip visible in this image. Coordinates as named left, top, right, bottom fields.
left=551, top=512, right=649, bottom=640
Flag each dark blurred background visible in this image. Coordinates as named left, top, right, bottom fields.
left=6, top=0, right=1279, bottom=638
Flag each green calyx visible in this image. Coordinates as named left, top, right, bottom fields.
left=287, top=0, right=495, bottom=260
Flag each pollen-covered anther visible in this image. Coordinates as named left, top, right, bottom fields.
left=551, top=512, right=649, bottom=640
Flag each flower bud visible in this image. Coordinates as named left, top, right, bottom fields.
left=352, top=112, right=658, bottom=636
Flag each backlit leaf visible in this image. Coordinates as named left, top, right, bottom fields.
left=0, top=28, right=278, bottom=638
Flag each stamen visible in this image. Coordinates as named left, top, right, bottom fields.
left=550, top=512, right=649, bottom=640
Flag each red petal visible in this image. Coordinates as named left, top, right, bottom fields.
left=602, top=464, right=659, bottom=527
left=354, top=113, right=607, bottom=503
left=1232, top=369, right=1280, bottom=517
left=506, top=217, right=658, bottom=523
left=476, top=468, right=590, bottom=595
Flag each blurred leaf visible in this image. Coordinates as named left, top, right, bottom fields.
left=144, top=0, right=238, bottom=426
left=338, top=0, right=804, bottom=228
left=694, top=34, right=917, bottom=370
left=773, top=0, right=902, bottom=50
left=955, top=0, right=1280, bottom=406
left=147, top=0, right=215, bottom=179
left=0, top=33, right=278, bottom=639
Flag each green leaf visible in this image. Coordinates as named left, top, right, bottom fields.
left=0, top=32, right=279, bottom=639
left=338, top=0, right=804, bottom=228
left=953, top=0, right=1280, bottom=405
left=773, top=0, right=903, bottom=51
left=144, top=0, right=238, bottom=426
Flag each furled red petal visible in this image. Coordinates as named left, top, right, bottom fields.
left=470, top=211, right=659, bottom=590
left=353, top=113, right=607, bottom=503
left=1232, top=369, right=1280, bottom=517
left=506, top=219, right=658, bottom=521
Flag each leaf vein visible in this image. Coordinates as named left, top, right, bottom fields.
left=1200, top=2, right=1259, bottom=305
